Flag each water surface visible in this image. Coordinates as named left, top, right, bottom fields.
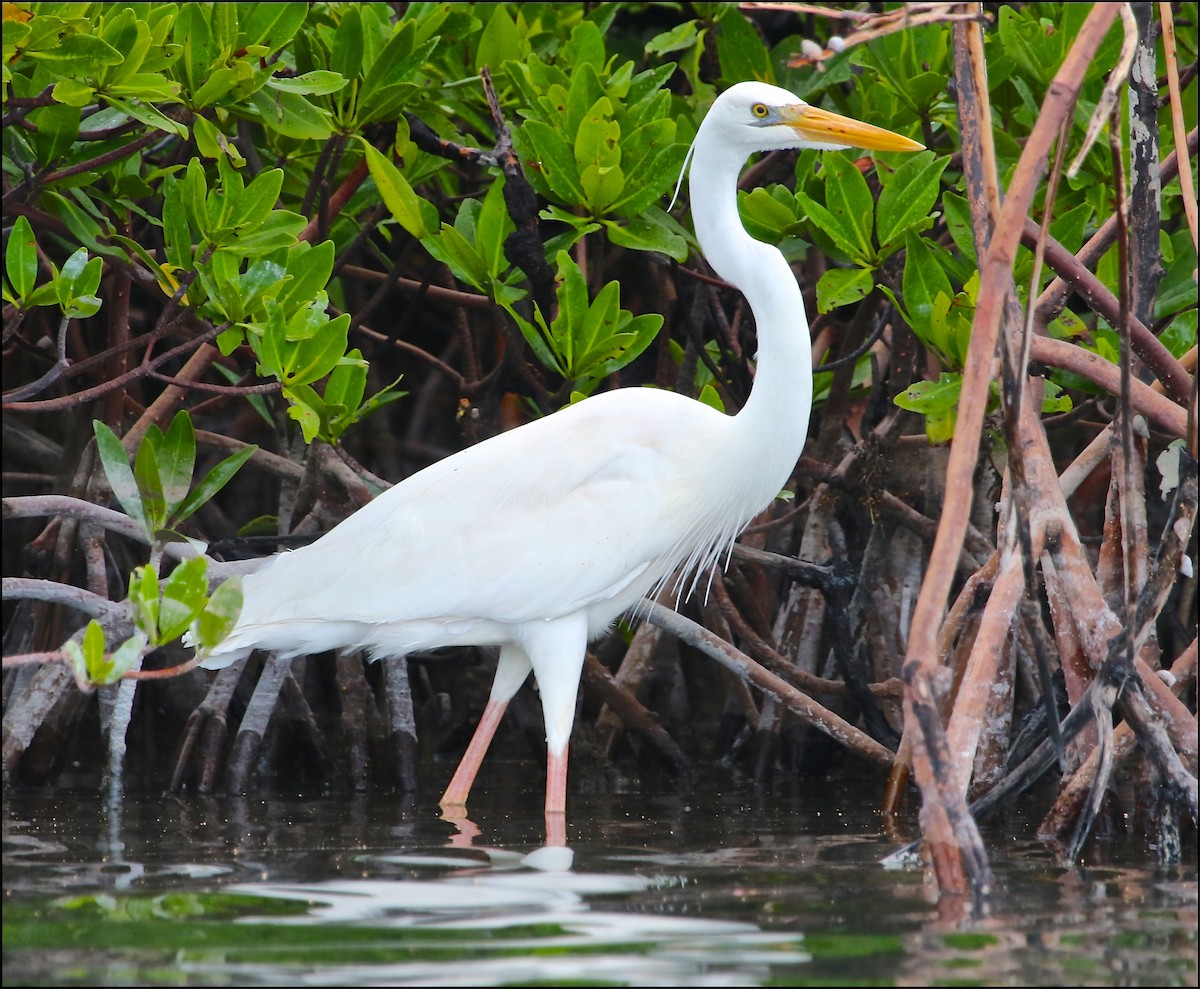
left=4, top=770, right=1195, bottom=986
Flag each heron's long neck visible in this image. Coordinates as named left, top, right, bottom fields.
left=689, top=138, right=814, bottom=472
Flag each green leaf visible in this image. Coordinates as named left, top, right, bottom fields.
left=61, top=293, right=102, bottom=319
left=211, top=154, right=244, bottom=229
left=159, top=557, right=209, bottom=642
left=361, top=27, right=437, bottom=106
left=192, top=113, right=244, bottom=163
left=62, top=638, right=89, bottom=690
left=608, top=119, right=684, bottom=216
left=563, top=69, right=602, bottom=139
left=875, top=152, right=948, bottom=249
left=106, top=73, right=184, bottom=103
left=192, top=66, right=244, bottom=109
left=816, top=267, right=875, bottom=313
left=556, top=250, right=588, bottom=370
left=291, top=313, right=351, bottom=386
left=476, top=2, right=522, bottom=72
left=901, top=230, right=953, bottom=328
left=182, top=158, right=209, bottom=237
left=424, top=224, right=490, bottom=292
left=93, top=420, right=148, bottom=533
left=43, top=191, right=106, bottom=255
left=239, top=259, right=286, bottom=313
left=351, top=374, right=407, bottom=428
left=508, top=250, right=662, bottom=394
left=323, top=350, right=368, bottom=417
left=603, top=210, right=689, bottom=261
left=356, top=80, right=421, bottom=128
left=82, top=619, right=107, bottom=679
left=239, top=2, right=308, bottom=53
left=625, top=68, right=675, bottom=123
left=70, top=254, right=103, bottom=301
left=820, top=153, right=876, bottom=261
left=739, top=186, right=804, bottom=241
left=32, top=102, right=80, bottom=163
left=714, top=7, right=772, bottom=84
left=1041, top=379, right=1073, bottom=415
left=5, top=215, right=37, bottom=303
left=256, top=298, right=287, bottom=378
left=330, top=5, right=364, bottom=83
left=133, top=430, right=167, bottom=533
left=50, top=78, right=95, bottom=108
left=190, top=576, right=244, bottom=653
left=285, top=389, right=322, bottom=443
left=171, top=443, right=257, bottom=527
left=250, top=89, right=333, bottom=140
left=220, top=211, right=305, bottom=256
left=25, top=31, right=122, bottom=72
left=54, top=248, right=103, bottom=318
left=211, top=0, right=238, bottom=56
left=578, top=279, right=620, bottom=358
left=176, top=2, right=215, bottom=95
left=360, top=141, right=436, bottom=238
left=998, top=5, right=1054, bottom=87
left=645, top=20, right=700, bottom=57
left=518, top=119, right=585, bottom=205
left=474, top=177, right=515, bottom=279
left=941, top=191, right=977, bottom=263
left=588, top=312, right=662, bottom=389
left=162, top=177, right=193, bottom=271
left=561, top=19, right=606, bottom=70
left=229, top=168, right=284, bottom=232
left=277, top=240, right=335, bottom=314
left=100, top=633, right=148, bottom=685
left=129, top=566, right=160, bottom=643
left=574, top=96, right=620, bottom=172
left=894, top=372, right=962, bottom=444
left=98, top=6, right=149, bottom=87
left=580, top=162, right=624, bottom=214
left=216, top=325, right=244, bottom=357
left=265, top=70, right=348, bottom=96
left=158, top=412, right=197, bottom=517
left=697, top=382, right=725, bottom=412
left=795, top=190, right=870, bottom=266
left=894, top=373, right=962, bottom=414
left=508, top=307, right=563, bottom=377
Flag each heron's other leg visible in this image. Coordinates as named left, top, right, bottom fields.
left=524, top=615, right=589, bottom=820
left=440, top=643, right=532, bottom=808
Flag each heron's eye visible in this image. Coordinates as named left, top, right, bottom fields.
left=751, top=103, right=770, bottom=119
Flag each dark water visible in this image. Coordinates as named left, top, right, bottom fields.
left=3, top=769, right=1196, bottom=987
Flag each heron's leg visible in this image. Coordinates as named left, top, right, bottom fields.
left=439, top=643, right=531, bottom=808
left=524, top=615, right=589, bottom=819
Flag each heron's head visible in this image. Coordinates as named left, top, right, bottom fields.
left=705, top=81, right=925, bottom=155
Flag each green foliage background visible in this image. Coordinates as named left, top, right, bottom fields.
left=2, top=2, right=1196, bottom=789
left=7, top=3, right=1192, bottom=456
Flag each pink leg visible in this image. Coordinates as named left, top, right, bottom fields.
left=544, top=744, right=569, bottom=846
left=545, top=744, right=569, bottom=816
left=545, top=808, right=567, bottom=848
left=523, top=616, right=587, bottom=837
left=440, top=698, right=508, bottom=808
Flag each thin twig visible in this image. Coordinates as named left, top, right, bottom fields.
left=1159, top=3, right=1199, bottom=251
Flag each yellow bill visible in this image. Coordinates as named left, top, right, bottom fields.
left=780, top=104, right=925, bottom=152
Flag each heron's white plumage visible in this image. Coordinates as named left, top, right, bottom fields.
left=206, top=387, right=738, bottom=663
left=198, top=81, right=922, bottom=822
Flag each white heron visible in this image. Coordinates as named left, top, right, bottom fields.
left=198, top=81, right=922, bottom=828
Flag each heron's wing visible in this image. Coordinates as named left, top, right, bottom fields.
left=234, top=389, right=729, bottom=632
